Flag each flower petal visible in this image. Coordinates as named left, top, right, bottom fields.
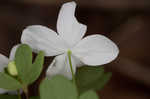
left=0, top=54, right=9, bottom=72
left=72, top=34, right=119, bottom=66
left=21, top=25, right=69, bottom=56
left=9, top=45, right=20, bottom=61
left=0, top=89, right=18, bottom=94
left=72, top=54, right=84, bottom=67
left=57, top=1, right=87, bottom=46
left=0, top=88, right=7, bottom=94
left=46, top=54, right=76, bottom=80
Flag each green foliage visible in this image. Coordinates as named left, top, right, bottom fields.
left=0, top=44, right=111, bottom=99
left=15, top=44, right=44, bottom=85
left=40, top=75, right=78, bottom=99
left=79, top=90, right=99, bottom=99
left=28, top=51, right=44, bottom=84
left=30, top=96, right=40, bottom=99
left=0, top=94, right=40, bottom=99
left=0, top=72, right=22, bottom=90
left=0, top=94, right=18, bottom=99
left=39, top=66, right=110, bottom=99
left=76, top=66, right=112, bottom=94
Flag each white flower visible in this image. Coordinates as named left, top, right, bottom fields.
left=21, top=1, right=119, bottom=79
left=0, top=45, right=19, bottom=93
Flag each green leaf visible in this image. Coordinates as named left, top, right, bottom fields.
left=92, top=72, right=112, bottom=90
left=40, top=75, right=78, bottom=99
left=76, top=66, right=111, bottom=94
left=30, top=96, right=40, bottom=99
left=79, top=90, right=99, bottom=99
left=0, top=72, right=22, bottom=90
left=15, top=44, right=44, bottom=85
left=76, top=66, right=104, bottom=87
left=0, top=95, right=40, bottom=99
left=15, top=44, right=32, bottom=84
left=0, top=94, right=18, bottom=99
left=26, top=51, right=44, bottom=84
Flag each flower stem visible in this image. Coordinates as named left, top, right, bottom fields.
left=25, top=92, right=29, bottom=99
left=17, top=90, right=21, bottom=99
left=23, top=86, right=29, bottom=99
left=67, top=50, right=76, bottom=85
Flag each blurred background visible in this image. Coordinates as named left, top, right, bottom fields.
left=0, top=0, right=150, bottom=99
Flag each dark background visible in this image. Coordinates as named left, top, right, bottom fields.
left=0, top=0, right=150, bottom=99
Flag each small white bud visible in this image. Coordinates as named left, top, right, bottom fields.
left=7, top=61, right=18, bottom=76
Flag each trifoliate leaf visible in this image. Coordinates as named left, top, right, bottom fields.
left=40, top=75, right=78, bottom=99
left=79, top=90, right=99, bottom=99
left=15, top=44, right=44, bottom=85
left=0, top=72, right=22, bottom=90
left=76, top=66, right=111, bottom=94
left=15, top=44, right=32, bottom=84
left=76, top=66, right=104, bottom=87
left=91, top=72, right=112, bottom=90
left=27, top=51, right=44, bottom=84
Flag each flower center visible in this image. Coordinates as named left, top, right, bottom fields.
left=7, top=61, right=18, bottom=76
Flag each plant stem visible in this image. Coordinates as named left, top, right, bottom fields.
left=23, top=86, right=29, bottom=99
left=17, top=90, right=21, bottom=99
left=67, top=50, right=76, bottom=85
left=25, top=92, right=29, bottom=99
